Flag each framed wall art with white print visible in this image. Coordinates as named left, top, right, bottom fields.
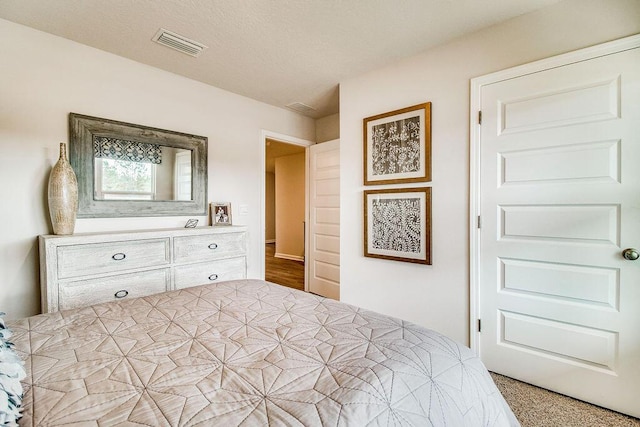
left=364, top=187, right=431, bottom=264
left=363, top=102, right=431, bottom=185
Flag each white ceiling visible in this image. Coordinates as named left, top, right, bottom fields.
left=0, top=0, right=560, bottom=119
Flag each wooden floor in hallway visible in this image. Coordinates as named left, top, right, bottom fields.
left=265, top=243, right=304, bottom=291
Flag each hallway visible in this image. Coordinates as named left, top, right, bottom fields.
left=264, top=243, right=304, bottom=291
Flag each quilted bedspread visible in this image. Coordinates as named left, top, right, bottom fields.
left=9, top=279, right=518, bottom=426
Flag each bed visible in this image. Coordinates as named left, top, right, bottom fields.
left=7, top=279, right=518, bottom=426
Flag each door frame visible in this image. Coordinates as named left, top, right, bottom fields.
left=469, top=34, right=640, bottom=354
left=260, top=130, right=314, bottom=289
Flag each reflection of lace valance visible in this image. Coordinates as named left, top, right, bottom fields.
left=94, top=137, right=162, bottom=164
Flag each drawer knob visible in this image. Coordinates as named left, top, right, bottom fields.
left=208, top=243, right=218, bottom=250
left=208, top=274, right=219, bottom=281
left=114, top=290, right=129, bottom=299
left=112, top=253, right=126, bottom=261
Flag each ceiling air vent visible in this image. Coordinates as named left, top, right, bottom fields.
left=286, top=102, right=317, bottom=115
left=152, top=28, right=207, bottom=57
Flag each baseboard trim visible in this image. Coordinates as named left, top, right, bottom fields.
left=275, top=252, right=304, bottom=262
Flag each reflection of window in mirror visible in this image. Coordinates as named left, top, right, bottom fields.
left=95, top=158, right=156, bottom=200
left=93, top=144, right=192, bottom=201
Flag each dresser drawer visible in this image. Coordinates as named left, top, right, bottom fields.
left=173, top=232, right=246, bottom=263
left=57, top=238, right=170, bottom=279
left=174, top=257, right=246, bottom=289
left=59, top=268, right=170, bottom=310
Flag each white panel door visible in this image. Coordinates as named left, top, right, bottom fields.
left=477, top=45, right=640, bottom=417
left=307, top=139, right=340, bottom=299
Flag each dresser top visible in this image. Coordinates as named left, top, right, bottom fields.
left=40, top=226, right=248, bottom=244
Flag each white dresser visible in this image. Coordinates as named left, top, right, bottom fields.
left=39, top=226, right=248, bottom=313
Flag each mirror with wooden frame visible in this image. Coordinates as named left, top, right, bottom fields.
left=69, top=113, right=208, bottom=218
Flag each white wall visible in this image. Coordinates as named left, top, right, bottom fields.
left=154, top=146, right=178, bottom=200
left=339, top=0, right=640, bottom=345
left=274, top=153, right=306, bottom=260
left=316, top=113, right=339, bottom=143
left=0, top=19, right=315, bottom=319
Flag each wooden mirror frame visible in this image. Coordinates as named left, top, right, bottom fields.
left=69, top=113, right=208, bottom=218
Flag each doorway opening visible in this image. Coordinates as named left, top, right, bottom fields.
left=264, top=137, right=308, bottom=291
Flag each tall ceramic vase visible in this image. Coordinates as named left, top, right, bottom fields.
left=48, top=143, right=78, bottom=235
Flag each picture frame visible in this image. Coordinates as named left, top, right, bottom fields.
left=69, top=113, right=208, bottom=218
left=364, top=187, right=431, bottom=264
left=363, top=102, right=431, bottom=185
left=211, top=202, right=232, bottom=226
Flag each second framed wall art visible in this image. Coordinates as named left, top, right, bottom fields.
left=364, top=187, right=431, bottom=265
left=363, top=102, right=431, bottom=185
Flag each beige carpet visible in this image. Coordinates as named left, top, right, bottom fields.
left=491, top=373, right=640, bottom=427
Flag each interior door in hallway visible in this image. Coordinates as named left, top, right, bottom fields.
left=475, top=41, right=640, bottom=417
left=307, top=139, right=340, bottom=299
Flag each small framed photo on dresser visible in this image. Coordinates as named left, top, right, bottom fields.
left=211, top=202, right=232, bottom=226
